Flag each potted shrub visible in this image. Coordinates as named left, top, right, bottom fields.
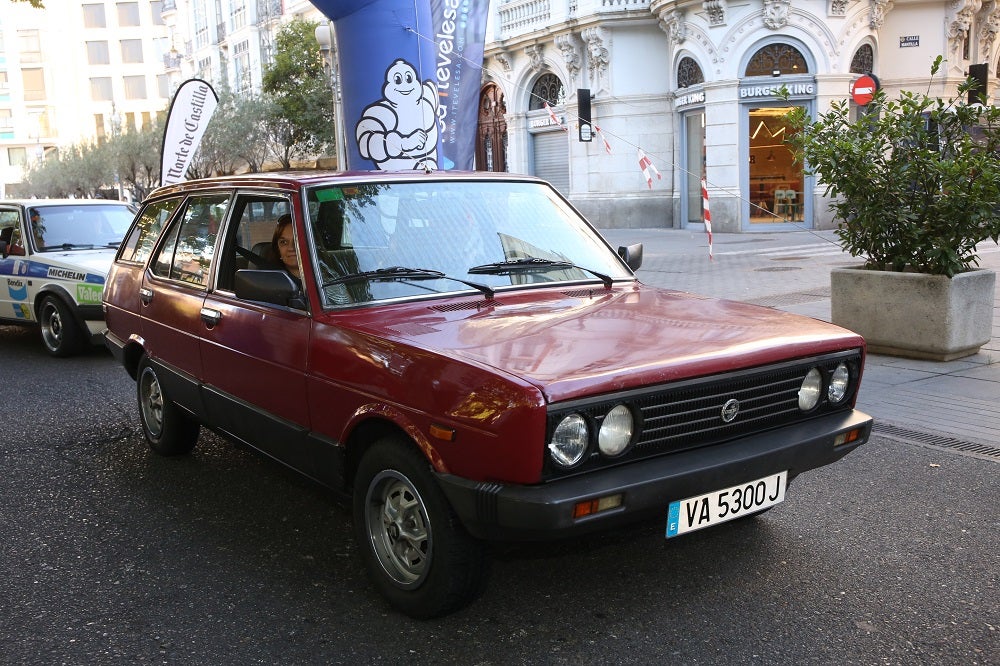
left=786, top=56, right=1000, bottom=361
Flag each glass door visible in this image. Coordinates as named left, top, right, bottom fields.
left=682, top=111, right=706, bottom=228
left=748, top=106, right=804, bottom=225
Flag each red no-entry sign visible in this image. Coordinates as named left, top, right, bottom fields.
left=850, top=75, right=877, bottom=105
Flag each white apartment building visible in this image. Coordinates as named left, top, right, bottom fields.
left=0, top=0, right=174, bottom=196
left=158, top=0, right=323, bottom=94
left=0, top=0, right=324, bottom=196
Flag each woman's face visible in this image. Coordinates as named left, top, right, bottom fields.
left=277, top=224, right=298, bottom=273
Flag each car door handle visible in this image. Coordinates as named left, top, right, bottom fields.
left=200, top=307, right=222, bottom=327
left=139, top=287, right=153, bottom=305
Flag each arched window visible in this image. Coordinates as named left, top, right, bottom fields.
left=529, top=73, right=565, bottom=110
left=677, top=57, right=704, bottom=88
left=850, top=44, right=874, bottom=74
left=744, top=43, right=808, bottom=77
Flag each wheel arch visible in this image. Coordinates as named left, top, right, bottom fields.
left=121, top=339, right=147, bottom=380
left=341, top=413, right=434, bottom=494
left=34, top=284, right=87, bottom=331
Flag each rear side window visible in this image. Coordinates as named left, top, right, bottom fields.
left=119, top=198, right=181, bottom=264
left=151, top=194, right=230, bottom=288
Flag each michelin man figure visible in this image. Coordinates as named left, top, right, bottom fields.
left=356, top=59, right=439, bottom=170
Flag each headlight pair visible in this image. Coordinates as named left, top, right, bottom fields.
left=549, top=404, right=636, bottom=469
left=797, top=362, right=853, bottom=411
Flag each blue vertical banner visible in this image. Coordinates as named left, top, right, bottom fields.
left=312, top=0, right=489, bottom=171
left=429, top=0, right=489, bottom=170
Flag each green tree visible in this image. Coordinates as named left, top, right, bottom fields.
left=110, top=120, right=163, bottom=200
left=260, top=17, right=336, bottom=168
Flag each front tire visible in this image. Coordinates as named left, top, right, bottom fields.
left=137, top=356, right=200, bottom=456
left=353, top=436, right=489, bottom=619
left=38, top=295, right=83, bottom=357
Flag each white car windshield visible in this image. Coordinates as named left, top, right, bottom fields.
left=29, top=204, right=135, bottom=252
left=305, top=180, right=634, bottom=306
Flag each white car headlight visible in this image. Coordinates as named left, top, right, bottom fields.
left=798, top=368, right=823, bottom=411
left=549, top=414, right=589, bottom=468
left=598, top=404, right=634, bottom=457
left=828, top=363, right=850, bottom=404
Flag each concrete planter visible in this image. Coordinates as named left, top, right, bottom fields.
left=831, top=266, right=996, bottom=361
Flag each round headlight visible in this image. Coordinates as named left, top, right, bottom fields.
left=828, top=363, right=850, bottom=404
left=798, top=368, right=823, bottom=411
left=549, top=414, right=589, bottom=468
left=598, top=404, right=634, bottom=457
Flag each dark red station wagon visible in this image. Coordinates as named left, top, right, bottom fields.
left=103, top=171, right=872, bottom=618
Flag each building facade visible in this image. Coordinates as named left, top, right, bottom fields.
left=481, top=0, right=1000, bottom=231
left=0, top=0, right=328, bottom=197
left=0, top=0, right=174, bottom=196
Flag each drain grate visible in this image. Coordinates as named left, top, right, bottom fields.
left=745, top=287, right=830, bottom=308
left=873, top=422, right=1000, bottom=462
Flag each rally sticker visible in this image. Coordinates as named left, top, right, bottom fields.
left=76, top=283, right=103, bottom=305
left=48, top=267, right=87, bottom=281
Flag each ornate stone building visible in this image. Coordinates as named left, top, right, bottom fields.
left=480, top=0, right=1000, bottom=231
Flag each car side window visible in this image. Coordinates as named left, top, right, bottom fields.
left=119, top=198, right=182, bottom=264
left=150, top=194, right=230, bottom=288
left=216, top=194, right=292, bottom=292
left=0, top=210, right=25, bottom=256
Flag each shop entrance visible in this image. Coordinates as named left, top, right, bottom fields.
left=748, top=106, right=804, bottom=225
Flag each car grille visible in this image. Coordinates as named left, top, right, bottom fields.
left=544, top=350, right=862, bottom=479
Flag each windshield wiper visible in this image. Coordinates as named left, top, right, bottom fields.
left=323, top=266, right=495, bottom=300
left=468, top=258, right=614, bottom=289
left=42, top=243, right=95, bottom=251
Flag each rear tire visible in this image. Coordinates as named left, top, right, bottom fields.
left=353, top=436, right=489, bottom=619
left=137, top=356, right=200, bottom=456
left=38, top=295, right=84, bottom=357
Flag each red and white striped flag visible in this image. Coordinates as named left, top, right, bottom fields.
left=701, top=178, right=714, bottom=260
left=638, top=148, right=661, bottom=188
left=544, top=102, right=568, bottom=132
left=595, top=125, right=612, bottom=154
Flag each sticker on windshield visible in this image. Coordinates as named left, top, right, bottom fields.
left=315, top=188, right=345, bottom=202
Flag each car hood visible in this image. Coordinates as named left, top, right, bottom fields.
left=339, top=284, right=865, bottom=403
left=35, top=248, right=116, bottom=279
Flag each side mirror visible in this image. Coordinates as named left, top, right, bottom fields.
left=234, top=269, right=307, bottom=310
left=617, top=243, right=643, bottom=271
left=0, top=239, right=7, bottom=259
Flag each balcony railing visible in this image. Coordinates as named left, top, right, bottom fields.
left=498, top=0, right=652, bottom=39
left=498, top=0, right=551, bottom=37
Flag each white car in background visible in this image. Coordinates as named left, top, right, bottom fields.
left=0, top=199, right=136, bottom=356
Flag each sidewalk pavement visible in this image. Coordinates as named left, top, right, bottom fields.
left=598, top=227, right=1000, bottom=452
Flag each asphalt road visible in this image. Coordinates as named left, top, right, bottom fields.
left=1, top=323, right=997, bottom=665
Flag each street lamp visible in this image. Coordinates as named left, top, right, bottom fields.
left=314, top=21, right=346, bottom=170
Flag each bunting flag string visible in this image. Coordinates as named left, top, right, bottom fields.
left=701, top=178, right=714, bottom=260
left=637, top=148, right=661, bottom=188
left=595, top=125, right=613, bottom=154
left=544, top=102, right=569, bottom=132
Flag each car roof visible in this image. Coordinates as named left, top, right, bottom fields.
left=2, top=199, right=133, bottom=207
left=144, top=170, right=549, bottom=200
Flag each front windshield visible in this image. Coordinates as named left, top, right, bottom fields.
left=305, top=180, right=632, bottom=306
left=28, top=204, right=135, bottom=252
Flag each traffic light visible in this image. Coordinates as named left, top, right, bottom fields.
left=968, top=63, right=988, bottom=104
left=578, top=88, right=592, bottom=142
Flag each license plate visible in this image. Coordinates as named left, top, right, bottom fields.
left=666, top=471, right=787, bottom=538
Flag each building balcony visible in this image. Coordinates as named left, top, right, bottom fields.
left=163, top=52, right=183, bottom=71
